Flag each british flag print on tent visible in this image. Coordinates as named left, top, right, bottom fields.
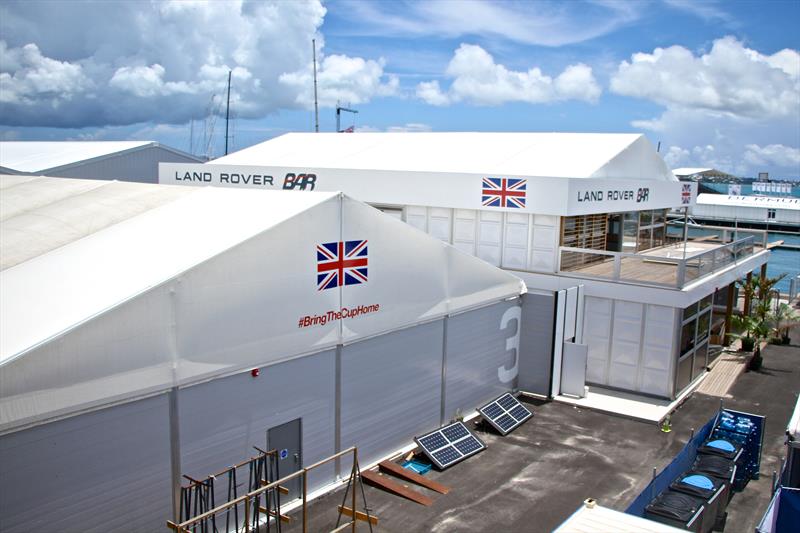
left=317, top=240, right=368, bottom=290
left=482, top=178, right=527, bottom=208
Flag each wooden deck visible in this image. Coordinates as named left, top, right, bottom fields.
left=563, top=242, right=764, bottom=287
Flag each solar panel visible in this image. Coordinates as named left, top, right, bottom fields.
left=414, top=421, right=486, bottom=469
left=478, top=393, right=533, bottom=435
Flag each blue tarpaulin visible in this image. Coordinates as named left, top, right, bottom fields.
left=757, top=487, right=800, bottom=533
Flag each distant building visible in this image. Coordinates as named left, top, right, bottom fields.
left=0, top=141, right=203, bottom=183
left=673, top=167, right=739, bottom=182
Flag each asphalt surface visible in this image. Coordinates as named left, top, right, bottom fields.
left=284, top=335, right=799, bottom=533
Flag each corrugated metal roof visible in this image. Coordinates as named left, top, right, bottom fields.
left=696, top=193, right=800, bottom=210
left=0, top=141, right=154, bottom=173
left=212, top=132, right=676, bottom=181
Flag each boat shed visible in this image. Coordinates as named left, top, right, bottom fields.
left=0, top=175, right=526, bottom=531
left=692, top=193, right=800, bottom=230
left=0, top=141, right=202, bottom=183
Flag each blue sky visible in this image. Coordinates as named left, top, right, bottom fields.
left=1, top=0, right=798, bottom=178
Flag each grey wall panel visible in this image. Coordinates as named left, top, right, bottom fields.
left=445, top=300, right=520, bottom=419
left=0, top=394, right=172, bottom=533
left=518, top=292, right=556, bottom=396
left=178, top=349, right=336, bottom=493
left=341, top=321, right=443, bottom=467
left=56, top=146, right=200, bottom=183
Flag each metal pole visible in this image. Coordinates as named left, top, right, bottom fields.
left=224, top=70, right=231, bottom=155
left=312, top=39, right=319, bottom=133
left=352, top=448, right=358, bottom=532
left=682, top=206, right=689, bottom=259
left=302, top=469, right=308, bottom=533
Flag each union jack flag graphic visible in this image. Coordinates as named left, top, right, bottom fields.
left=316, top=240, right=368, bottom=291
left=681, top=184, right=692, bottom=204
left=482, top=178, right=527, bottom=208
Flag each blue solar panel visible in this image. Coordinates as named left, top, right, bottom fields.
left=415, top=422, right=486, bottom=469
left=478, top=393, right=533, bottom=435
left=442, top=424, right=469, bottom=442
left=498, top=394, right=517, bottom=410
left=419, top=433, right=447, bottom=451
left=454, top=436, right=482, bottom=455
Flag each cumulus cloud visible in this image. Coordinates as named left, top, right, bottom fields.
left=280, top=55, right=398, bottom=108
left=0, top=42, right=91, bottom=105
left=0, top=0, right=396, bottom=128
left=416, top=44, right=601, bottom=106
left=743, top=144, right=800, bottom=169
left=611, top=36, right=800, bottom=119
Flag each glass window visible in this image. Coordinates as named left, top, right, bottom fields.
left=652, top=225, right=665, bottom=248
left=680, top=320, right=696, bottom=355
left=639, top=210, right=653, bottom=226
left=693, top=342, right=708, bottom=378
left=699, top=294, right=712, bottom=311
left=697, top=312, right=710, bottom=342
left=683, top=303, right=698, bottom=321
left=653, top=209, right=667, bottom=226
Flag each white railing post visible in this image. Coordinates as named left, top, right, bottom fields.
left=677, top=261, right=686, bottom=288
left=614, top=254, right=621, bottom=280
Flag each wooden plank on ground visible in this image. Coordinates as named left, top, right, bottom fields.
left=338, top=506, right=379, bottom=525
left=361, top=470, right=433, bottom=506
left=378, top=461, right=450, bottom=494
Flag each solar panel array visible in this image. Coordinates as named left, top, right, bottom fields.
left=478, top=393, right=533, bottom=435
left=415, top=421, right=486, bottom=469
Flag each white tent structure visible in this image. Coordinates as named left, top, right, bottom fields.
left=0, top=176, right=525, bottom=531
left=0, top=141, right=202, bottom=182
left=157, top=133, right=772, bottom=407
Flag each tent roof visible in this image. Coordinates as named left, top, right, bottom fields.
left=0, top=141, right=200, bottom=173
left=696, top=193, right=800, bottom=210
left=0, top=175, right=195, bottom=270
left=1, top=182, right=339, bottom=365
left=212, top=132, right=675, bottom=181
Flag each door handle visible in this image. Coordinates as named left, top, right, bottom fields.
left=293, top=453, right=300, bottom=464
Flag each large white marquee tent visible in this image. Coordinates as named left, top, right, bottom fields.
left=0, top=176, right=526, bottom=531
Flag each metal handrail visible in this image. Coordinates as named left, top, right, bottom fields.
left=559, top=235, right=761, bottom=289
left=167, top=447, right=361, bottom=533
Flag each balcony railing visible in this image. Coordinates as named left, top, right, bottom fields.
left=559, top=232, right=766, bottom=289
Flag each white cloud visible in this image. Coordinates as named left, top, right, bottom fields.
left=337, top=0, right=641, bottom=47
left=279, top=55, right=398, bottom=108
left=350, top=123, right=433, bottom=133
left=0, top=42, right=91, bottom=105
left=663, top=0, right=735, bottom=24
left=743, top=144, right=800, bottom=169
left=611, top=36, right=800, bottom=119
left=0, top=1, right=395, bottom=128
left=416, top=44, right=601, bottom=106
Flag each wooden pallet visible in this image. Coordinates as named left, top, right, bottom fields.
left=360, top=470, right=433, bottom=506
left=378, top=461, right=450, bottom=494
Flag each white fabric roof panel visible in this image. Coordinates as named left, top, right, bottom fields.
left=1, top=180, right=525, bottom=432
left=672, top=167, right=713, bottom=176
left=696, top=193, right=800, bottom=210
left=0, top=141, right=153, bottom=173
left=554, top=502, right=685, bottom=532
left=211, top=132, right=676, bottom=181
left=0, top=176, right=194, bottom=270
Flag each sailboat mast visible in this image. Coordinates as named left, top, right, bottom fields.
left=224, top=70, right=231, bottom=155
left=313, top=38, right=319, bottom=133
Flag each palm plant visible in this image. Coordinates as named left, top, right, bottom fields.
left=770, top=303, right=800, bottom=344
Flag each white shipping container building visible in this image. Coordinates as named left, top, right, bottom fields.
left=0, top=175, right=527, bottom=531
left=160, top=132, right=770, bottom=404
left=692, top=193, right=800, bottom=228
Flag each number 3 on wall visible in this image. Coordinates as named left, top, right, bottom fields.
left=497, top=306, right=521, bottom=383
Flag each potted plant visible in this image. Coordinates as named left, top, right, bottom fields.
left=770, top=303, right=800, bottom=345
left=731, top=314, right=758, bottom=352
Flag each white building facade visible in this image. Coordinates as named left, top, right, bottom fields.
left=160, top=132, right=770, bottom=401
